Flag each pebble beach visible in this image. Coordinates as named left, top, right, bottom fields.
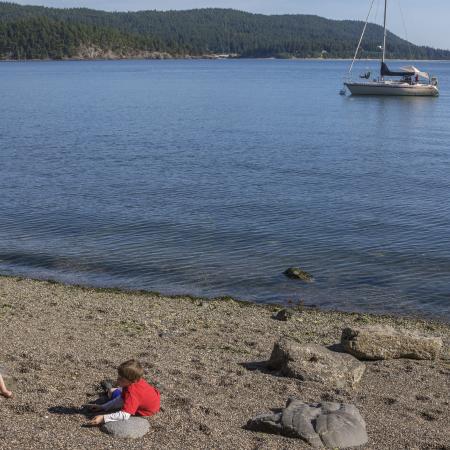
left=0, top=275, right=449, bottom=449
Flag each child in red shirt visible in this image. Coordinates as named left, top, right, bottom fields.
left=88, top=359, right=160, bottom=425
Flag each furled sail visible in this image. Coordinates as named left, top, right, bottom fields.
left=381, top=63, right=430, bottom=79
left=380, top=62, right=415, bottom=77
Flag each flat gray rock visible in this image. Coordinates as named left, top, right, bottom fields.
left=267, top=339, right=366, bottom=389
left=247, top=398, right=368, bottom=449
left=341, top=325, right=443, bottom=360
left=101, top=417, right=150, bottom=439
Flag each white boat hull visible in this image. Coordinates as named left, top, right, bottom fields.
left=345, top=81, right=439, bottom=97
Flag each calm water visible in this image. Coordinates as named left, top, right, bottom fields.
left=1, top=59, right=449, bottom=320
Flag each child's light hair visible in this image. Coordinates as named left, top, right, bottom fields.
left=118, top=359, right=144, bottom=382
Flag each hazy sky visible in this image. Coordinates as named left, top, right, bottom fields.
left=12, top=0, right=450, bottom=49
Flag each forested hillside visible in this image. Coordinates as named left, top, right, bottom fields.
left=0, top=2, right=449, bottom=60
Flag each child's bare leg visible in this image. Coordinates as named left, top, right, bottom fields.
left=0, top=374, right=13, bottom=398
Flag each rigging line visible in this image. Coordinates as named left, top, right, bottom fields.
left=397, top=0, right=413, bottom=59
left=374, top=0, right=380, bottom=28
left=368, top=0, right=380, bottom=62
left=349, top=0, right=377, bottom=75
left=356, top=0, right=377, bottom=65
left=356, top=0, right=377, bottom=64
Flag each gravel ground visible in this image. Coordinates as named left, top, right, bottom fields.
left=0, top=276, right=449, bottom=450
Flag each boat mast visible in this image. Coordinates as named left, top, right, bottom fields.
left=381, top=0, right=388, bottom=79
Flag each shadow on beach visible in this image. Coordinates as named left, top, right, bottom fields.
left=48, top=395, right=109, bottom=418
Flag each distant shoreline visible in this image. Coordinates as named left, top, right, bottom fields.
left=1, top=56, right=449, bottom=63
left=2, top=4, right=448, bottom=65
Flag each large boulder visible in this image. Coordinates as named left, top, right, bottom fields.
left=267, top=339, right=365, bottom=389
left=247, top=398, right=368, bottom=448
left=341, top=325, right=443, bottom=361
left=101, top=417, right=150, bottom=439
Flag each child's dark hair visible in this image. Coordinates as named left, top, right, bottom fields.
left=118, top=359, right=144, bottom=382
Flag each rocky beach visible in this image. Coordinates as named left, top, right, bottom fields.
left=0, top=275, right=449, bottom=449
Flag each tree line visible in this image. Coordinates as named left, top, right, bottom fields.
left=0, top=2, right=449, bottom=60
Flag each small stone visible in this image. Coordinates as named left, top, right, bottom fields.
left=272, top=309, right=292, bottom=321
left=283, top=268, right=313, bottom=282
left=267, top=339, right=365, bottom=389
left=247, top=398, right=368, bottom=448
left=101, top=417, right=150, bottom=439
left=341, top=325, right=443, bottom=361
left=158, top=330, right=182, bottom=338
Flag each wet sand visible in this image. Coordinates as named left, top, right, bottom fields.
left=0, top=276, right=449, bottom=449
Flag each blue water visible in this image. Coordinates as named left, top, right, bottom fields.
left=0, top=59, right=449, bottom=319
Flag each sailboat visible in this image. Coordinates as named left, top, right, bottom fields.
left=343, top=0, right=439, bottom=97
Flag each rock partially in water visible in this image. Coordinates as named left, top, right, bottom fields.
left=272, top=308, right=292, bottom=321
left=247, top=398, right=368, bottom=448
left=267, top=339, right=365, bottom=389
left=101, top=417, right=150, bottom=439
left=284, top=267, right=313, bottom=282
left=341, top=325, right=443, bottom=361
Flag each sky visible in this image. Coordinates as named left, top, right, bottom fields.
left=11, top=0, right=450, bottom=49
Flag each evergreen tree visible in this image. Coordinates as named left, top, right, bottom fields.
left=0, top=3, right=448, bottom=60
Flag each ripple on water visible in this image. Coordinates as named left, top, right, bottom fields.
left=0, top=59, right=450, bottom=320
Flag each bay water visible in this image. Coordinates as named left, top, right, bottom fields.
left=1, top=59, right=449, bottom=319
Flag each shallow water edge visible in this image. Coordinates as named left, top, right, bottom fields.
left=2, top=273, right=448, bottom=325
